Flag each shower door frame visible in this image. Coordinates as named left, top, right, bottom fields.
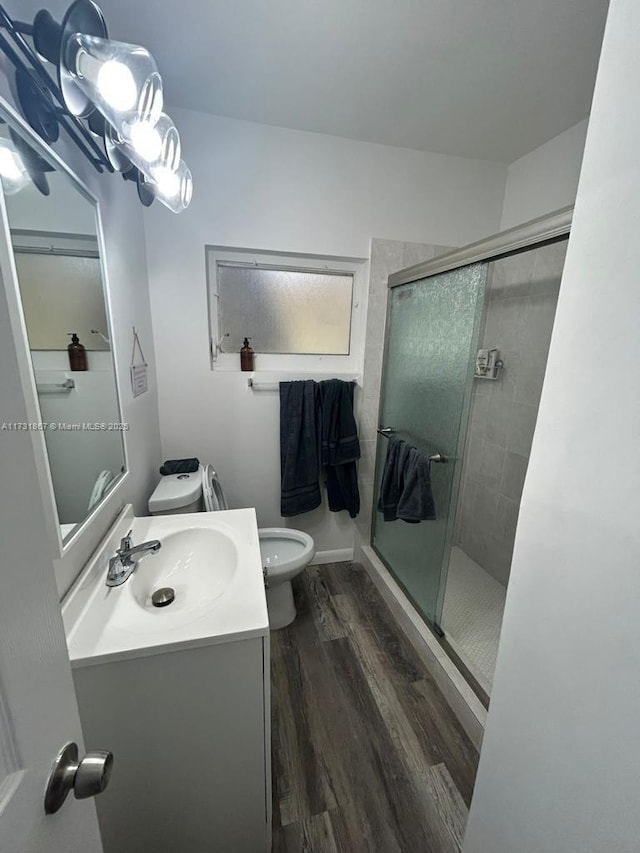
left=370, top=205, right=573, bottom=674
left=388, top=206, right=573, bottom=288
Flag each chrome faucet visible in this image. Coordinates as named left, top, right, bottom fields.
left=106, top=529, right=162, bottom=587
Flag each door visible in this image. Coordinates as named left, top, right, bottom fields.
left=0, top=258, right=104, bottom=851
left=371, top=262, right=487, bottom=630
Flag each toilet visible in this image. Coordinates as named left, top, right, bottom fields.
left=148, top=464, right=315, bottom=629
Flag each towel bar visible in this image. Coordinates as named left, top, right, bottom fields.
left=248, top=377, right=359, bottom=391
left=36, top=378, right=75, bottom=394
left=377, top=427, right=448, bottom=463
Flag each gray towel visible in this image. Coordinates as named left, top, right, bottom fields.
left=279, top=380, right=321, bottom=517
left=397, top=446, right=436, bottom=522
left=377, top=438, right=412, bottom=521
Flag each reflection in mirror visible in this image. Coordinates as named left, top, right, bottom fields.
left=0, top=121, right=126, bottom=544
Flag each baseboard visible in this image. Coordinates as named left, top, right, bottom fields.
left=313, top=548, right=354, bottom=565
left=360, top=545, right=487, bottom=750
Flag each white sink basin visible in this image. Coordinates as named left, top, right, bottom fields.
left=130, top=528, right=238, bottom=623
left=62, top=507, right=269, bottom=666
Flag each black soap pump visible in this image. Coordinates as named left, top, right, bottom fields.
left=67, top=332, right=88, bottom=371
left=240, top=337, right=255, bottom=371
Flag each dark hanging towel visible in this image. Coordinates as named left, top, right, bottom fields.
left=396, top=446, right=436, bottom=522
left=318, top=379, right=361, bottom=518
left=377, top=437, right=436, bottom=523
left=279, top=380, right=322, bottom=517
left=377, top=437, right=411, bottom=521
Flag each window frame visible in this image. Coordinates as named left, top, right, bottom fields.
left=206, top=245, right=368, bottom=374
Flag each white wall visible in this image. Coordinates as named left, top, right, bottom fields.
left=143, top=108, right=507, bottom=554
left=464, top=0, right=640, bottom=849
left=500, top=120, right=589, bottom=230
left=0, top=70, right=162, bottom=597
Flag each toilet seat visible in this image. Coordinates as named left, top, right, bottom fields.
left=259, top=528, right=315, bottom=583
left=202, top=464, right=228, bottom=512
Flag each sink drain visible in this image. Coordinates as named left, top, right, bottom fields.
left=152, top=587, right=175, bottom=608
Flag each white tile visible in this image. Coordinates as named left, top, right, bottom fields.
left=442, top=546, right=507, bottom=693
left=358, top=394, right=381, bottom=441
left=401, top=242, right=436, bottom=269
left=507, top=401, right=538, bottom=456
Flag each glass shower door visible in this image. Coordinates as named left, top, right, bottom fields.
left=372, top=263, right=487, bottom=629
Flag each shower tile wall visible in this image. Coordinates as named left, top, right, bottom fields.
left=454, top=240, right=567, bottom=586
left=355, top=239, right=451, bottom=551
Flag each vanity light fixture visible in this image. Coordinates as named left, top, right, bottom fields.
left=0, top=1, right=192, bottom=212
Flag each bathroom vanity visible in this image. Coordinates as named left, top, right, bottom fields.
left=62, top=506, right=271, bottom=853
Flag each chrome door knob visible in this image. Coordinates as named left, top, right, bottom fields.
left=44, top=741, right=114, bottom=814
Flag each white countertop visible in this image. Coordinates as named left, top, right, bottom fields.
left=62, top=505, right=269, bottom=668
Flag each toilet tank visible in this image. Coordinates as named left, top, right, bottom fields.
left=148, top=468, right=203, bottom=515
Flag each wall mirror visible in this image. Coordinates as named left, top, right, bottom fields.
left=0, top=116, right=126, bottom=546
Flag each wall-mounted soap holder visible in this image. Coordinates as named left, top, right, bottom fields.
left=474, top=348, right=503, bottom=380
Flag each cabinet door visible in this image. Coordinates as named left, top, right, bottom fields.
left=74, top=637, right=269, bottom=853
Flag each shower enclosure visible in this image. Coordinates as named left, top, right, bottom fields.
left=370, top=209, right=571, bottom=699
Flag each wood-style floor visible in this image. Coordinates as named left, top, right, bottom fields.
left=271, top=562, right=479, bottom=853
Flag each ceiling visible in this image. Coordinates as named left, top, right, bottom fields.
left=20, top=0, right=610, bottom=163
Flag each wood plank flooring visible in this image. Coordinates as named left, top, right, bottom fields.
left=271, top=562, right=479, bottom=853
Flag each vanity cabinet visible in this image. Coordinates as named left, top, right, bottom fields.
left=73, top=635, right=271, bottom=853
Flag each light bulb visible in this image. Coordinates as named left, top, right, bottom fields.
left=96, top=60, right=137, bottom=112
left=65, top=34, right=163, bottom=132
left=0, top=148, right=24, bottom=182
left=128, top=113, right=179, bottom=169
left=154, top=160, right=193, bottom=213
left=154, top=166, right=180, bottom=197
left=0, top=140, right=30, bottom=195
left=129, top=121, right=162, bottom=162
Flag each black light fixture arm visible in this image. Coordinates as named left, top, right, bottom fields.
left=0, top=3, right=113, bottom=173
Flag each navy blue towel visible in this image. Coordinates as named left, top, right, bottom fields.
left=377, top=438, right=411, bottom=521
left=377, top=438, right=436, bottom=523
left=279, top=380, right=322, bottom=517
left=396, top=446, right=436, bottom=522
left=319, top=380, right=361, bottom=518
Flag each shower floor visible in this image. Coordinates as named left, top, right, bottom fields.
left=441, top=546, right=507, bottom=695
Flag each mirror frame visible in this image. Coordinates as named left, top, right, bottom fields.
left=0, top=94, right=129, bottom=558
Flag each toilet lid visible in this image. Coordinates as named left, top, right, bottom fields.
left=148, top=467, right=203, bottom=513
left=202, top=464, right=228, bottom=512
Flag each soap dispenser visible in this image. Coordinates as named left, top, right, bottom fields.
left=67, top=332, right=88, bottom=371
left=240, top=337, right=255, bottom=371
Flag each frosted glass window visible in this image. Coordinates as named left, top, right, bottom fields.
left=217, top=264, right=353, bottom=355
left=14, top=252, right=108, bottom=351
